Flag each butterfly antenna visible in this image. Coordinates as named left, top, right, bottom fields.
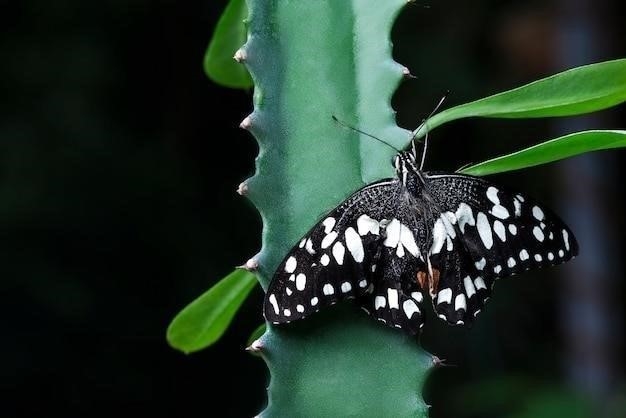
left=419, top=130, right=428, bottom=171
left=332, top=115, right=400, bottom=152
left=411, top=91, right=450, bottom=170
left=410, top=90, right=450, bottom=140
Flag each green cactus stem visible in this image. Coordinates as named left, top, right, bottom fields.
left=237, top=1, right=435, bottom=416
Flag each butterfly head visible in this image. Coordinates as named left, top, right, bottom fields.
left=394, top=150, right=421, bottom=185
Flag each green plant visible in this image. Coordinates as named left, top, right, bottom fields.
left=167, top=1, right=626, bottom=415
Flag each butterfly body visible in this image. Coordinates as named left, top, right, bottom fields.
left=264, top=146, right=578, bottom=334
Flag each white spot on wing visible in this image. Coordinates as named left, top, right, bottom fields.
left=440, top=214, right=456, bottom=238
left=513, top=197, right=522, bottom=217
left=559, top=249, right=564, bottom=258
left=286, top=288, right=292, bottom=296
left=357, top=214, right=380, bottom=236
left=411, top=292, right=423, bottom=302
left=533, top=226, right=545, bottom=242
left=475, top=257, right=486, bottom=271
left=332, top=241, right=345, bottom=265
left=399, top=224, right=420, bottom=257
left=562, top=229, right=570, bottom=251
left=296, top=304, right=304, bottom=313
left=494, top=265, right=502, bottom=274
left=296, top=273, right=306, bottom=291
left=321, top=231, right=338, bottom=249
left=285, top=256, right=297, bottom=273
left=437, top=288, right=452, bottom=304
left=486, top=186, right=500, bottom=204
left=311, top=297, right=319, bottom=306
left=491, top=205, right=510, bottom=219
left=403, top=299, right=420, bottom=319
left=474, top=277, right=487, bottom=290
left=374, top=296, right=386, bottom=310
left=384, top=219, right=419, bottom=258
left=430, top=218, right=446, bottom=254
left=476, top=212, right=493, bottom=249
left=532, top=206, right=545, bottom=221
left=383, top=219, right=400, bottom=248
left=507, top=257, right=516, bottom=267
left=464, top=276, right=476, bottom=298
left=305, top=239, right=315, bottom=255
left=387, top=288, right=399, bottom=309
left=323, top=284, right=334, bottom=295
left=455, top=202, right=475, bottom=233
left=548, top=252, right=554, bottom=261
left=320, top=254, right=330, bottom=266
left=493, top=220, right=506, bottom=242
left=322, top=217, right=336, bottom=234
left=359, top=279, right=367, bottom=288
left=341, top=282, right=352, bottom=293
left=508, top=224, right=517, bottom=235
left=344, top=227, right=364, bottom=262
left=269, top=294, right=279, bottom=314
left=519, top=249, right=529, bottom=261
left=534, top=254, right=542, bottom=262
left=283, top=309, right=291, bottom=317
left=455, top=294, right=467, bottom=311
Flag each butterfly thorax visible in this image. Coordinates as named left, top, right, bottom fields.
left=394, top=151, right=425, bottom=196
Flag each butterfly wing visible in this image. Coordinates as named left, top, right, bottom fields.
left=264, top=179, right=429, bottom=333
left=423, top=172, right=578, bottom=324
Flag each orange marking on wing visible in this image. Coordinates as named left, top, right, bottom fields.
left=417, top=271, right=428, bottom=290
left=430, top=268, right=441, bottom=294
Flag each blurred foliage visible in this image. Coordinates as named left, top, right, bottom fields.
left=204, top=0, right=252, bottom=88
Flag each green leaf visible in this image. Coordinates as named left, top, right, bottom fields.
left=204, top=0, right=252, bottom=89
left=417, top=59, right=626, bottom=137
left=246, top=323, right=266, bottom=347
left=460, top=130, right=626, bottom=176
left=166, top=269, right=256, bottom=354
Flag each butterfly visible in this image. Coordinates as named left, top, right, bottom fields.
left=263, top=133, right=578, bottom=334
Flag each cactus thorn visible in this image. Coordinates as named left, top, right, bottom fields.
left=237, top=257, right=259, bottom=271
left=402, top=66, right=416, bottom=79
left=233, top=48, right=247, bottom=63
left=239, top=116, right=253, bottom=130
left=237, top=181, right=249, bottom=196
left=432, top=355, right=455, bottom=368
left=245, top=338, right=264, bottom=354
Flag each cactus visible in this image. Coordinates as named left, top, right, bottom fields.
left=238, top=1, right=433, bottom=416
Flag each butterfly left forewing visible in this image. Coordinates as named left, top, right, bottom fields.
left=264, top=180, right=409, bottom=324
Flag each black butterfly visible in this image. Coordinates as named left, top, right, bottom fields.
left=263, top=136, right=578, bottom=334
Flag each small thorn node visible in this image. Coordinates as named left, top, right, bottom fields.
left=402, top=66, right=416, bottom=79
left=237, top=181, right=249, bottom=196
left=239, top=116, right=252, bottom=130
left=238, top=257, right=258, bottom=271
left=245, top=338, right=263, bottom=353
left=233, top=48, right=247, bottom=63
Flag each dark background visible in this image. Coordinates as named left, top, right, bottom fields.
left=1, top=1, right=624, bottom=417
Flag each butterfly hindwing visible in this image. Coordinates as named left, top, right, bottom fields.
left=359, top=251, right=427, bottom=334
